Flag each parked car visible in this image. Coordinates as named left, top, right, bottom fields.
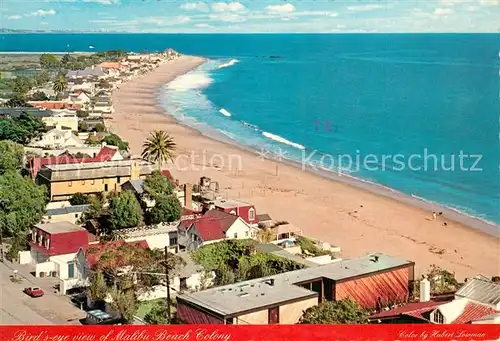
left=24, top=287, right=44, bottom=298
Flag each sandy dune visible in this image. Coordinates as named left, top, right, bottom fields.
left=110, top=55, right=499, bottom=280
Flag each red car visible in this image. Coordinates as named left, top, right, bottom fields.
left=24, top=287, right=44, bottom=298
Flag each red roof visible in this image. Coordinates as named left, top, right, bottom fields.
left=29, top=146, right=119, bottom=178
left=161, top=169, right=174, bottom=181
left=371, top=300, right=450, bottom=321
left=28, top=101, right=81, bottom=110
left=452, top=303, right=498, bottom=324
left=188, top=210, right=239, bottom=241
left=84, top=240, right=149, bottom=268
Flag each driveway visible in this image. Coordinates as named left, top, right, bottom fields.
left=0, top=261, right=86, bottom=325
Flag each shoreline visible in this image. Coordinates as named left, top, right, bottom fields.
left=110, top=55, right=499, bottom=280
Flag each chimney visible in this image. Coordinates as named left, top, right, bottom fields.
left=184, top=183, right=192, bottom=209
left=420, top=278, right=431, bottom=302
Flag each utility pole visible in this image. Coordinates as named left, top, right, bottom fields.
left=164, top=246, right=171, bottom=323
left=0, top=200, right=5, bottom=263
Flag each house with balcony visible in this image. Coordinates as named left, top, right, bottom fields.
left=36, top=158, right=155, bottom=201
left=177, top=253, right=415, bottom=324
left=178, top=210, right=258, bottom=251
left=29, top=125, right=85, bottom=149
left=208, top=198, right=258, bottom=225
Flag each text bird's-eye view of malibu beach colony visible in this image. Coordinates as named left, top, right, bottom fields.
left=0, top=0, right=499, bottom=330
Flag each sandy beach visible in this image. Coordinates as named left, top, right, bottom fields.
left=110, top=55, right=499, bottom=280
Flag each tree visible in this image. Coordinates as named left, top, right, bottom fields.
left=0, top=171, right=47, bottom=237
left=257, top=227, right=276, bottom=243
left=52, top=75, right=67, bottom=99
left=0, top=141, right=24, bottom=175
left=144, top=304, right=168, bottom=325
left=148, top=194, right=182, bottom=224
left=92, top=123, right=105, bottom=133
left=143, top=170, right=174, bottom=199
left=12, top=76, right=33, bottom=95
left=34, top=71, right=50, bottom=87
left=425, top=265, right=460, bottom=294
left=60, top=54, right=73, bottom=66
left=29, top=91, right=49, bottom=101
left=141, top=131, right=176, bottom=169
left=78, top=121, right=89, bottom=132
left=39, top=54, right=60, bottom=69
left=70, top=192, right=89, bottom=205
left=300, top=298, right=369, bottom=324
left=0, top=112, right=46, bottom=144
left=108, top=191, right=142, bottom=229
left=103, top=133, right=129, bottom=150
left=5, top=96, right=31, bottom=108
left=76, top=110, right=89, bottom=118
left=109, top=285, right=137, bottom=324
left=88, top=272, right=107, bottom=302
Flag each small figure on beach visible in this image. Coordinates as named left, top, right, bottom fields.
left=432, top=212, right=437, bottom=220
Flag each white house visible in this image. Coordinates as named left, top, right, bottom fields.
left=67, top=91, right=92, bottom=108
left=30, top=126, right=85, bottom=149
left=178, top=210, right=258, bottom=251
left=70, top=82, right=96, bottom=97
left=42, top=110, right=79, bottom=131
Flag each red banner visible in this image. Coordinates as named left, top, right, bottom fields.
left=0, top=325, right=499, bottom=341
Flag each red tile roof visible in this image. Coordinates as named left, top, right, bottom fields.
left=371, top=301, right=449, bottom=320
left=29, top=146, right=119, bottom=178
left=161, top=169, right=174, bottom=181
left=452, top=303, right=497, bottom=324
left=28, top=101, right=81, bottom=110
left=189, top=210, right=239, bottom=241
left=84, top=240, right=149, bottom=268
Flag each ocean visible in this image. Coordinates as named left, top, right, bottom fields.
left=1, top=33, right=498, bottom=226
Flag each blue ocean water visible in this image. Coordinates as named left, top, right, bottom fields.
left=1, top=34, right=498, bottom=225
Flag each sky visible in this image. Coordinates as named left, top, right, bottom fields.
left=1, top=0, right=499, bottom=33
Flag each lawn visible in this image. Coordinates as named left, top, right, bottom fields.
left=135, top=298, right=166, bottom=319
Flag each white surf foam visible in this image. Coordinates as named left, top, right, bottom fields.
left=262, top=131, right=305, bottom=150
left=218, top=59, right=239, bottom=69
left=219, top=108, right=232, bottom=117
left=166, top=72, right=213, bottom=91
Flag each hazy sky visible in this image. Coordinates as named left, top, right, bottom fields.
left=2, top=0, right=499, bottom=33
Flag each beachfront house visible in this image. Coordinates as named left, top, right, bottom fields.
left=177, top=253, right=415, bottom=324
left=29, top=125, right=85, bottom=149
left=206, top=198, right=258, bottom=225
left=178, top=210, right=258, bottom=251
left=36, top=158, right=155, bottom=201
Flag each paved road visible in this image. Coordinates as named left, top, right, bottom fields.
left=0, top=261, right=85, bottom=325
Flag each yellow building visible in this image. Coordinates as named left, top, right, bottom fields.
left=36, top=159, right=156, bottom=201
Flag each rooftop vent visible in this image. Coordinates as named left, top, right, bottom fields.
left=238, top=292, right=249, bottom=298
left=371, top=255, right=380, bottom=263
left=265, top=278, right=275, bottom=286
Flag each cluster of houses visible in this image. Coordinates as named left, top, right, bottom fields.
left=16, top=144, right=500, bottom=325
left=1, top=49, right=182, bottom=153
left=6, top=48, right=499, bottom=325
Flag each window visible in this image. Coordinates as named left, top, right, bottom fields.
left=68, top=181, right=72, bottom=187
left=117, top=176, right=121, bottom=183
left=234, top=233, right=238, bottom=239
left=75, top=214, right=79, bottom=219
left=268, top=307, right=279, bottom=324
left=91, top=180, right=95, bottom=185
left=68, top=263, right=75, bottom=278
left=245, top=231, right=249, bottom=237
left=104, top=184, right=108, bottom=191
left=81, top=180, right=85, bottom=185
left=230, top=210, right=236, bottom=215
left=169, top=237, right=178, bottom=246
left=32, top=230, right=37, bottom=242
left=248, top=208, right=255, bottom=221
left=433, top=310, right=444, bottom=324
left=180, top=278, right=188, bottom=291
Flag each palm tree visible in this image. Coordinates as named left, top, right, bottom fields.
left=52, top=75, right=67, bottom=100
left=141, top=131, right=176, bottom=169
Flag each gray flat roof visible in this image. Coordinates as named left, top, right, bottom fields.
left=178, top=253, right=412, bottom=316
left=455, top=278, right=500, bottom=307
left=179, top=277, right=318, bottom=317
left=46, top=204, right=91, bottom=216
left=35, top=221, right=86, bottom=234
left=212, top=198, right=253, bottom=209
